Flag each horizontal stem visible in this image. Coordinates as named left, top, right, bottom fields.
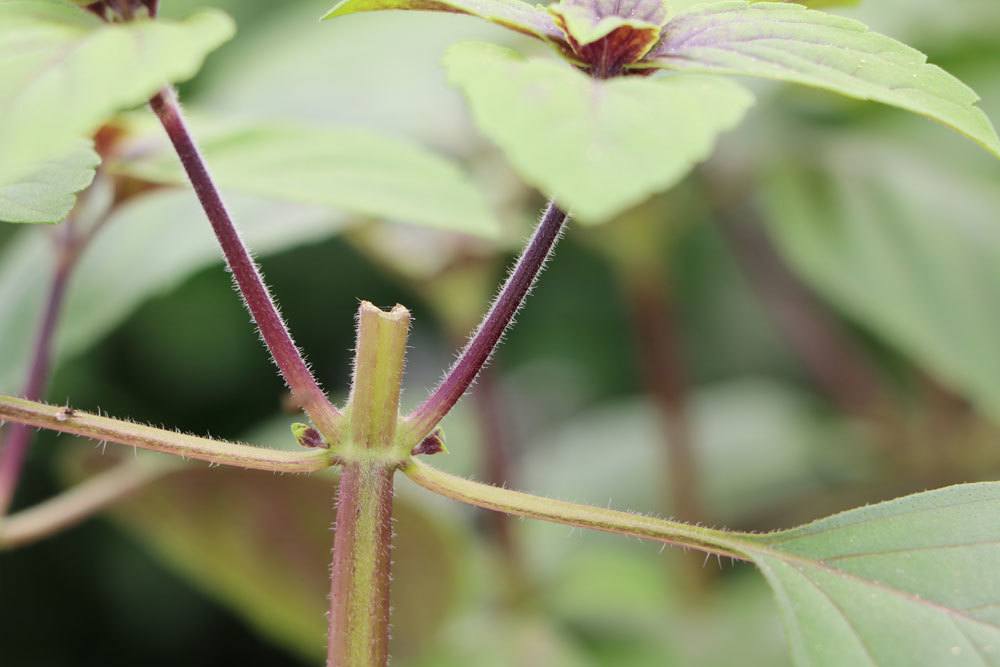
left=0, top=396, right=333, bottom=473
left=403, top=202, right=569, bottom=445
left=149, top=87, right=343, bottom=441
left=0, top=458, right=174, bottom=550
left=404, top=459, right=750, bottom=561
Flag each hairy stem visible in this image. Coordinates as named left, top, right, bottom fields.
left=0, top=458, right=175, bottom=550
left=405, top=459, right=749, bottom=560
left=149, top=87, right=343, bottom=440
left=328, top=303, right=410, bottom=667
left=328, top=463, right=395, bottom=667
left=403, top=202, right=569, bottom=445
left=0, top=223, right=79, bottom=516
left=0, top=396, right=333, bottom=473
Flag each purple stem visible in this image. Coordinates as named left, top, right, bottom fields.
left=0, top=232, right=76, bottom=516
left=407, top=202, right=569, bottom=440
left=149, top=88, right=342, bottom=438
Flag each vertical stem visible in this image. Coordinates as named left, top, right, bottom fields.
left=716, top=214, right=895, bottom=424
left=469, top=370, right=527, bottom=598
left=148, top=87, right=343, bottom=440
left=405, top=202, right=569, bottom=443
left=347, top=303, right=411, bottom=451
left=328, top=463, right=395, bottom=667
left=0, top=226, right=77, bottom=516
left=328, top=302, right=411, bottom=667
left=625, top=276, right=703, bottom=528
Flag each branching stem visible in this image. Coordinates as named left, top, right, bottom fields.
left=0, top=396, right=333, bottom=473
left=405, top=458, right=751, bottom=561
left=403, top=202, right=569, bottom=444
left=149, top=87, right=343, bottom=441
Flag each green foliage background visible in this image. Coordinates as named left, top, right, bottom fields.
left=1, top=0, right=999, bottom=665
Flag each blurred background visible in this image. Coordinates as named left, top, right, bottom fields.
left=2, top=0, right=999, bottom=664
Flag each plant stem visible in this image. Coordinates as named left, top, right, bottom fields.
left=0, top=395, right=334, bottom=473
left=0, top=458, right=174, bottom=550
left=404, top=202, right=569, bottom=444
left=715, top=208, right=891, bottom=423
left=405, top=459, right=749, bottom=561
left=624, top=275, right=703, bottom=526
left=328, top=302, right=410, bottom=667
left=469, top=370, right=527, bottom=594
left=328, top=463, right=395, bottom=667
left=148, top=87, right=343, bottom=441
left=0, top=223, right=79, bottom=517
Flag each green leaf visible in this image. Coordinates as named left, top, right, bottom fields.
left=63, top=445, right=462, bottom=662
left=0, top=2, right=235, bottom=189
left=0, top=141, right=98, bottom=224
left=669, top=0, right=859, bottom=13
left=0, top=190, right=347, bottom=393
left=444, top=41, right=753, bottom=223
left=645, top=1, right=1000, bottom=157
left=323, top=0, right=566, bottom=46
left=760, top=140, right=1000, bottom=423
left=743, top=483, right=1000, bottom=666
left=115, top=118, right=500, bottom=237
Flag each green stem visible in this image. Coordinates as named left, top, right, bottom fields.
left=0, top=395, right=333, bottom=473
left=404, top=458, right=751, bottom=561
left=328, top=302, right=411, bottom=667
left=0, top=458, right=176, bottom=550
left=328, top=463, right=395, bottom=667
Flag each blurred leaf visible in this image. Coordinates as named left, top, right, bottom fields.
left=200, top=7, right=505, bottom=155
left=0, top=190, right=346, bottom=393
left=745, top=483, right=1000, bottom=666
left=761, top=141, right=1000, bottom=422
left=0, top=141, right=98, bottom=224
left=546, top=545, right=791, bottom=667
left=0, top=3, right=234, bottom=191
left=519, top=379, right=853, bottom=569
left=646, top=2, right=1000, bottom=158
left=445, top=41, right=753, bottom=223
left=117, top=119, right=499, bottom=237
left=66, top=451, right=462, bottom=663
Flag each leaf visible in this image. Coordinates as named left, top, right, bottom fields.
left=0, top=190, right=347, bottom=393
left=0, top=141, right=98, bottom=224
left=668, top=0, right=859, bottom=13
left=115, top=119, right=500, bottom=237
left=759, top=140, right=1000, bottom=423
left=444, top=41, right=753, bottom=223
left=64, top=446, right=462, bottom=662
left=0, top=2, right=235, bottom=189
left=323, top=0, right=566, bottom=46
left=743, top=483, right=1000, bottom=666
left=644, top=1, right=1000, bottom=157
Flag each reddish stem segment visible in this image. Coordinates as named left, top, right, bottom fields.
left=149, top=88, right=342, bottom=439
left=328, top=463, right=395, bottom=667
left=469, top=371, right=526, bottom=590
left=0, top=247, right=74, bottom=516
left=406, top=202, right=569, bottom=441
left=625, top=277, right=704, bottom=526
